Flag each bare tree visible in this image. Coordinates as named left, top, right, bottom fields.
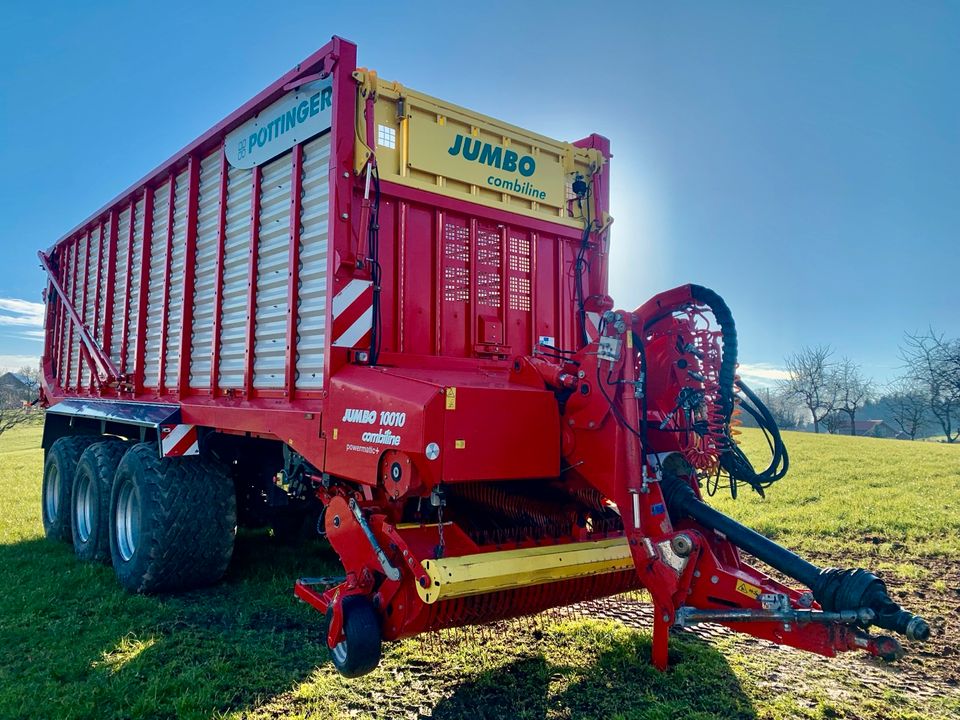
left=780, top=345, right=838, bottom=433
left=821, top=410, right=845, bottom=434
left=750, top=386, right=802, bottom=429
left=900, top=331, right=960, bottom=443
left=0, top=407, right=30, bottom=437
left=834, top=357, right=873, bottom=436
left=883, top=381, right=928, bottom=440
left=15, top=364, right=40, bottom=388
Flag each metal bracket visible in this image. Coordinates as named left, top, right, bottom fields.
left=348, top=498, right=401, bottom=581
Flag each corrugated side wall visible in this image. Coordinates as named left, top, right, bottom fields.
left=51, top=131, right=331, bottom=398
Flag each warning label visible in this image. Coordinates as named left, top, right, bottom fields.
left=735, top=579, right=762, bottom=600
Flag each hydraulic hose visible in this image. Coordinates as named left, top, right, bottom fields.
left=661, top=473, right=930, bottom=643
left=687, top=285, right=737, bottom=419
left=640, top=284, right=788, bottom=496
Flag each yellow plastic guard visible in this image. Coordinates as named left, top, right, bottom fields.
left=416, top=537, right=633, bottom=604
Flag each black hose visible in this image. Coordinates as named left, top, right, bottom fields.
left=662, top=472, right=930, bottom=642
left=688, top=285, right=738, bottom=419
left=646, top=285, right=787, bottom=497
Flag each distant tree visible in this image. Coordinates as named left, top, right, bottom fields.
left=15, top=364, right=40, bottom=388
left=819, top=411, right=840, bottom=434
left=883, top=382, right=929, bottom=441
left=0, top=407, right=30, bottom=437
left=900, top=331, right=960, bottom=443
left=744, top=386, right=802, bottom=429
left=780, top=345, right=838, bottom=434
left=834, top=357, right=873, bottom=436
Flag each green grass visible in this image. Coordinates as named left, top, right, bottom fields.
left=0, top=425, right=956, bottom=720
left=711, top=430, right=960, bottom=562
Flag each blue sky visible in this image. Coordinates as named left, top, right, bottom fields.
left=0, top=1, right=956, bottom=385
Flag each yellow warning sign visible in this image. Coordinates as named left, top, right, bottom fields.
left=445, top=387, right=457, bottom=410
left=735, top=579, right=762, bottom=600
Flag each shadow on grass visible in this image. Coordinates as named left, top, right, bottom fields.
left=430, top=632, right=756, bottom=720
left=0, top=531, right=338, bottom=718
left=0, top=532, right=755, bottom=720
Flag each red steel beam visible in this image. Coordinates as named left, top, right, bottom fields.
left=156, top=173, right=176, bottom=393
left=133, top=189, right=155, bottom=395
left=243, top=165, right=262, bottom=397
left=433, top=209, right=443, bottom=356
left=102, top=209, right=119, bottom=364
left=284, top=143, right=304, bottom=398
left=119, top=199, right=137, bottom=377
left=51, top=245, right=66, bottom=387
left=209, top=150, right=229, bottom=396
left=51, top=247, right=67, bottom=388
left=177, top=155, right=201, bottom=397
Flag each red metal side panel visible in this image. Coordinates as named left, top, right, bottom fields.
left=371, top=181, right=585, bottom=361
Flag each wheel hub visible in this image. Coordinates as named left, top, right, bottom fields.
left=44, top=466, right=60, bottom=520
left=74, top=473, right=93, bottom=542
left=115, top=478, right=141, bottom=562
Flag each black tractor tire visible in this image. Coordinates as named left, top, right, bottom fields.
left=41, top=435, right=100, bottom=543
left=109, top=443, right=236, bottom=593
left=71, top=440, right=130, bottom=563
left=328, top=595, right=383, bottom=678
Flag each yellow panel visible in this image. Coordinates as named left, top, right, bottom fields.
left=416, top=537, right=633, bottom=604
left=355, top=71, right=606, bottom=229
left=407, top=115, right=566, bottom=207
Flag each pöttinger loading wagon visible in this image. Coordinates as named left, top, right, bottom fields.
left=38, top=36, right=928, bottom=677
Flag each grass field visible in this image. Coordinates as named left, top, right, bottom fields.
left=0, top=425, right=958, bottom=720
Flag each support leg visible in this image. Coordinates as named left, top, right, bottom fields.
left=652, top=604, right=670, bottom=670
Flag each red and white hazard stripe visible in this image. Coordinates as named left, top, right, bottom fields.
left=331, top=278, right=373, bottom=348
left=585, top=311, right=602, bottom=342
left=159, top=424, right=199, bottom=457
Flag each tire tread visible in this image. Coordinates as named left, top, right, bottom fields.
left=112, top=443, right=236, bottom=593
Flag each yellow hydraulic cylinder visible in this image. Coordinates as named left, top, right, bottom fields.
left=416, top=537, right=633, bottom=604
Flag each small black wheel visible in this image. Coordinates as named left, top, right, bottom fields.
left=72, top=440, right=130, bottom=563
left=110, top=443, right=236, bottom=593
left=41, top=436, right=100, bottom=543
left=328, top=595, right=383, bottom=678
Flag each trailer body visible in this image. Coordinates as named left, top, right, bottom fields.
left=38, top=37, right=928, bottom=678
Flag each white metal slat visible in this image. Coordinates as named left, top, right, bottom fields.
left=143, top=183, right=171, bottom=389
left=80, top=228, right=100, bottom=389
left=70, top=235, right=87, bottom=391
left=253, top=152, right=292, bottom=388
left=164, top=169, right=190, bottom=388
left=218, top=164, right=253, bottom=389
left=189, top=152, right=222, bottom=388
left=124, top=198, right=145, bottom=374
left=110, top=208, right=131, bottom=368
left=295, top=134, right=331, bottom=389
